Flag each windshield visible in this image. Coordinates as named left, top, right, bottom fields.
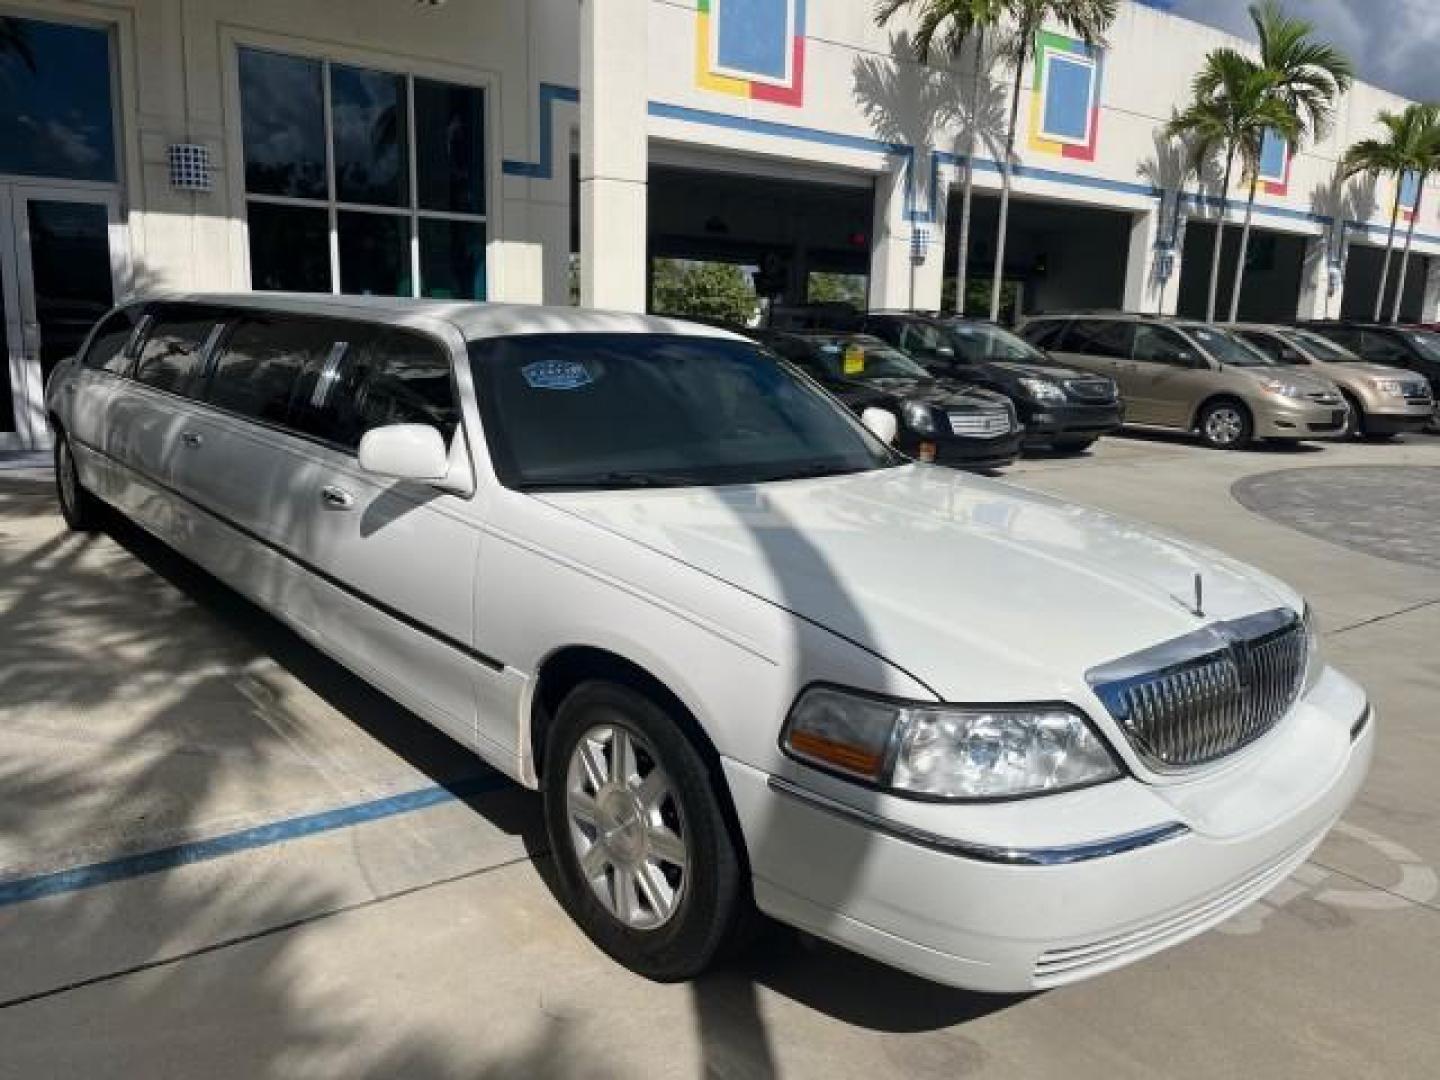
left=1190, top=326, right=1273, bottom=366
left=808, top=336, right=931, bottom=380
left=470, top=333, right=897, bottom=490
left=1405, top=330, right=1440, bottom=363
left=945, top=322, right=1048, bottom=364
left=1280, top=328, right=1360, bottom=362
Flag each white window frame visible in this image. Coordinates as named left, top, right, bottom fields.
left=1257, top=129, right=1289, bottom=186
left=1036, top=46, right=1097, bottom=148
left=221, top=30, right=498, bottom=299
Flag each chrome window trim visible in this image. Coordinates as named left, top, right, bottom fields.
left=766, top=776, right=1190, bottom=866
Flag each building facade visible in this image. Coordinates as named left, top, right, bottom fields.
left=2, top=0, right=1437, bottom=449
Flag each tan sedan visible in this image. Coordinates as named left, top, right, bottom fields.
left=1229, top=323, right=1435, bottom=439
left=1020, top=314, right=1349, bottom=450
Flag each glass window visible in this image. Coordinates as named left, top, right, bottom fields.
left=307, top=328, right=457, bottom=450
left=805, top=336, right=930, bottom=380
left=947, top=323, right=1047, bottom=363
left=26, top=200, right=115, bottom=385
left=247, top=203, right=332, bottom=293
left=1361, top=330, right=1414, bottom=365
left=338, top=212, right=411, bottom=296
left=419, top=218, right=486, bottom=300
left=0, top=17, right=116, bottom=182
left=133, top=313, right=219, bottom=397
left=1281, top=328, right=1359, bottom=362
left=1403, top=331, right=1440, bottom=365
left=1189, top=327, right=1269, bottom=366
left=1134, top=325, right=1201, bottom=366
left=238, top=48, right=486, bottom=298
left=414, top=78, right=486, bottom=215
left=1021, top=320, right=1066, bottom=349
left=331, top=64, right=408, bottom=207
left=470, top=334, right=896, bottom=490
left=84, top=307, right=142, bottom=374
left=206, top=317, right=343, bottom=426
left=1065, top=320, right=1134, bottom=359
left=239, top=48, right=326, bottom=199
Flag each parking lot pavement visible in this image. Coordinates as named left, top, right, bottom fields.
left=2, top=434, right=1439, bottom=1078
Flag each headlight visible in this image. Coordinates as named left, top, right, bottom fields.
left=1301, top=604, right=1324, bottom=695
left=781, top=686, right=1121, bottom=800
left=900, top=400, right=937, bottom=434
left=1259, top=378, right=1305, bottom=398
left=1018, top=376, right=1066, bottom=404
left=1369, top=378, right=1406, bottom=397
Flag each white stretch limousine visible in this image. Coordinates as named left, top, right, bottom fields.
left=46, top=294, right=1373, bottom=991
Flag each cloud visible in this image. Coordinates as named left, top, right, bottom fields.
left=1165, top=0, right=1438, bottom=103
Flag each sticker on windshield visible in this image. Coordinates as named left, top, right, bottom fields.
left=843, top=344, right=866, bottom=375
left=521, top=360, right=594, bottom=391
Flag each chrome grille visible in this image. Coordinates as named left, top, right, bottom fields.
left=1402, top=381, right=1432, bottom=404
left=948, top=409, right=1012, bottom=437
left=1064, top=377, right=1117, bottom=403
left=1086, top=608, right=1307, bottom=771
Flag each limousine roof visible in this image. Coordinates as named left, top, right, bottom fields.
left=134, top=292, right=746, bottom=344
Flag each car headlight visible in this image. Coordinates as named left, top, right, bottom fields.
left=1018, top=376, right=1066, bottom=404
left=900, top=400, right=937, bottom=434
left=1369, top=378, right=1406, bottom=397
left=1302, top=604, right=1324, bottom=695
left=1259, top=378, right=1305, bottom=398
left=781, top=686, right=1121, bottom=800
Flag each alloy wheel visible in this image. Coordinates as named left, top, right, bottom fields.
left=565, top=723, right=689, bottom=931
left=1204, top=407, right=1244, bottom=447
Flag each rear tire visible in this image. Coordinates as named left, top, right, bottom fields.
left=1198, top=399, right=1254, bottom=451
left=1051, top=435, right=1097, bottom=454
left=54, top=431, right=101, bottom=532
left=542, top=680, right=748, bottom=982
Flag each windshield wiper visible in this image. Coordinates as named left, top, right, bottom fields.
left=518, top=470, right=704, bottom=491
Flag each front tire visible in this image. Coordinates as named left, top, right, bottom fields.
left=542, top=680, right=747, bottom=982
left=1198, top=400, right=1254, bottom=451
left=1339, top=392, right=1367, bottom=439
left=1051, top=435, right=1097, bottom=454
left=54, top=431, right=101, bottom=532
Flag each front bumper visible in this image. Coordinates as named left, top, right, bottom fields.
left=1019, top=401, right=1123, bottom=445
left=900, top=429, right=1023, bottom=470
left=1363, top=406, right=1433, bottom=435
left=1254, top=398, right=1350, bottom=440
left=725, top=668, right=1372, bottom=993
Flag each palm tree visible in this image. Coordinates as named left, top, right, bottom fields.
left=1388, top=113, right=1440, bottom=323
left=1344, top=104, right=1440, bottom=322
left=985, top=0, right=1116, bottom=321
left=1220, top=1, right=1351, bottom=321
left=1169, top=53, right=1295, bottom=322
left=874, top=0, right=1005, bottom=315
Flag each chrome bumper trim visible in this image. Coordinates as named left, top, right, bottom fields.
left=766, top=776, right=1190, bottom=866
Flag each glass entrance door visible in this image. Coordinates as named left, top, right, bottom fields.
left=0, top=185, right=124, bottom=450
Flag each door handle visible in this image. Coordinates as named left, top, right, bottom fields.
left=180, top=431, right=204, bottom=447
left=320, top=485, right=355, bottom=510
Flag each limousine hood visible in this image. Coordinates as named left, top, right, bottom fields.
left=536, top=466, right=1299, bottom=701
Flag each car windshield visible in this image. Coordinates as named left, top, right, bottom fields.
left=1190, top=326, right=1273, bottom=366
left=1405, top=330, right=1440, bottom=363
left=808, top=336, right=931, bottom=380
left=1281, top=328, right=1360, bottom=362
left=945, top=322, right=1048, bottom=364
left=469, top=333, right=898, bottom=490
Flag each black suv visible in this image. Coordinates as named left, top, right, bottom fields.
left=747, top=329, right=1023, bottom=470
left=1299, top=322, right=1440, bottom=430
left=769, top=307, right=1122, bottom=452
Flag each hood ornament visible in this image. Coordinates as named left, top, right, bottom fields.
left=1172, top=572, right=1205, bottom=618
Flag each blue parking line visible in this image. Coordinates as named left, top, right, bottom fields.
left=0, top=772, right=512, bottom=909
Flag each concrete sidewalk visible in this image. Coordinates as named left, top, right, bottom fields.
left=1, top=435, right=1438, bottom=1078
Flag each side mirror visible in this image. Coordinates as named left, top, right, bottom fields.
left=358, top=423, right=450, bottom=482
left=861, top=407, right=899, bottom=445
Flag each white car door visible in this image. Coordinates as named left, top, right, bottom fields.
left=60, top=305, right=144, bottom=501
left=293, top=322, right=493, bottom=758
left=103, top=305, right=224, bottom=538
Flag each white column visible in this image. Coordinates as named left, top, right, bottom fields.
left=868, top=161, right=915, bottom=310
left=1123, top=206, right=1179, bottom=315
left=912, top=165, right=948, bottom=313
left=1421, top=256, right=1440, bottom=323
left=579, top=0, right=648, bottom=312
left=1297, top=234, right=1340, bottom=321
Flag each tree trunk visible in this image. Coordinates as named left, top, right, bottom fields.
left=1206, top=147, right=1236, bottom=323
left=1228, top=174, right=1259, bottom=323
left=1373, top=183, right=1402, bottom=321
left=989, top=32, right=1028, bottom=324
left=954, top=30, right=985, bottom=315
left=1389, top=181, right=1424, bottom=324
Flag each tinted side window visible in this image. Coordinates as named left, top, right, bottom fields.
left=316, top=329, right=459, bottom=450
left=207, top=316, right=346, bottom=426
left=1319, top=326, right=1361, bottom=350
left=1361, top=330, right=1412, bottom=366
left=1022, top=320, right=1066, bottom=348
left=1134, top=325, right=1201, bottom=366
left=133, top=312, right=219, bottom=396
left=1065, top=320, right=1135, bottom=359
left=83, top=308, right=142, bottom=374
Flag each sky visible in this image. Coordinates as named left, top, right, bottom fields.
left=1158, top=0, right=1439, bottom=103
